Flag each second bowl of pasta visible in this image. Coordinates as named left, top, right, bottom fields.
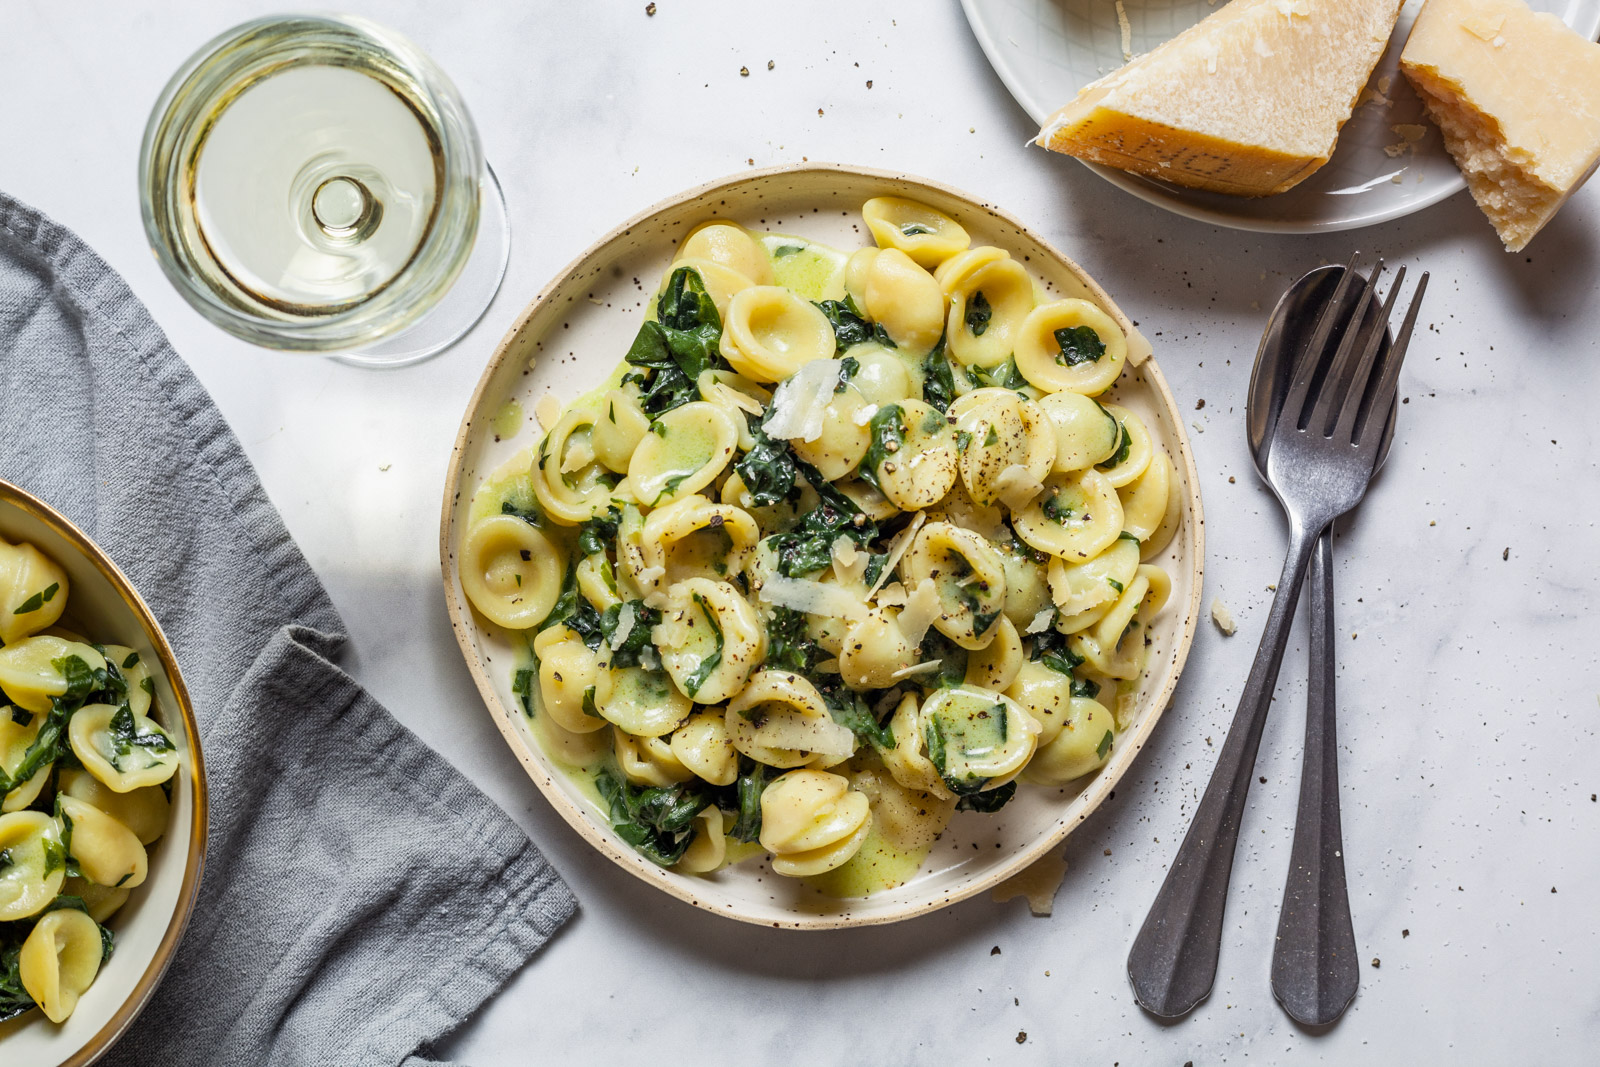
left=0, top=480, right=205, bottom=1065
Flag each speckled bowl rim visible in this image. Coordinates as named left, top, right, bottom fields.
left=0, top=478, right=207, bottom=1061
left=439, top=162, right=1205, bottom=929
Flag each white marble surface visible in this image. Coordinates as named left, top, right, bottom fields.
left=6, top=1, right=1600, bottom=1062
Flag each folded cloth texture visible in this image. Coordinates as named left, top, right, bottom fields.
left=0, top=190, right=575, bottom=1065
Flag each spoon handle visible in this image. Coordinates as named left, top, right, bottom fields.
left=1271, top=525, right=1358, bottom=1024
left=1127, top=521, right=1320, bottom=1019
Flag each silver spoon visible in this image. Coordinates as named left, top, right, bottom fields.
left=1248, top=266, right=1396, bottom=1027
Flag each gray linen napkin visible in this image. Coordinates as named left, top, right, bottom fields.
left=0, top=190, right=576, bottom=1065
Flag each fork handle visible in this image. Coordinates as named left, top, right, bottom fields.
left=1271, top=525, right=1358, bottom=1024
left=1127, top=520, right=1321, bottom=1018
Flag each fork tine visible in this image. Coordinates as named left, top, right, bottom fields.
left=1279, top=253, right=1363, bottom=430
left=1355, top=272, right=1428, bottom=451
left=1331, top=265, right=1405, bottom=441
left=1305, top=261, right=1384, bottom=434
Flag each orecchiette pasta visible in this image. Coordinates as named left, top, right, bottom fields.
left=862, top=196, right=971, bottom=268
left=19, top=908, right=103, bottom=1024
left=465, top=199, right=1180, bottom=893
left=533, top=409, right=624, bottom=523
left=679, top=220, right=775, bottom=285
left=653, top=578, right=765, bottom=704
left=1093, top=404, right=1154, bottom=488
left=0, top=637, right=106, bottom=714
left=947, top=258, right=1037, bottom=370
left=59, top=794, right=146, bottom=890
left=720, top=285, right=837, bottom=381
left=458, top=514, right=564, bottom=629
left=590, top=388, right=652, bottom=473
left=0, top=539, right=68, bottom=646
left=626, top=400, right=740, bottom=507
left=59, top=769, right=169, bottom=846
left=758, top=768, right=872, bottom=876
left=534, top=626, right=607, bottom=734
left=1014, top=299, right=1128, bottom=395
left=68, top=704, right=180, bottom=793
left=860, top=248, right=945, bottom=355
left=0, top=812, right=64, bottom=922
left=614, top=727, right=695, bottom=788
left=665, top=256, right=754, bottom=321
left=0, top=537, right=178, bottom=1025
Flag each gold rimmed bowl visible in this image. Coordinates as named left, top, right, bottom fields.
left=0, top=479, right=206, bottom=1065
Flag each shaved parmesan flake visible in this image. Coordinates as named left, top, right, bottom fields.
left=560, top=439, right=595, bottom=474
left=1115, top=0, right=1133, bottom=61
left=1124, top=326, right=1153, bottom=367
left=889, top=660, right=944, bottom=681
left=534, top=393, right=563, bottom=430
left=832, top=536, right=869, bottom=589
left=994, top=464, right=1044, bottom=511
left=751, top=714, right=856, bottom=759
left=712, top=381, right=765, bottom=416
left=876, top=582, right=909, bottom=608
left=868, top=511, right=926, bottom=600
left=853, top=403, right=879, bottom=427
left=896, top=578, right=940, bottom=646
left=763, top=359, right=838, bottom=442
left=1026, top=607, right=1055, bottom=634
left=610, top=601, right=637, bottom=649
left=760, top=573, right=865, bottom=619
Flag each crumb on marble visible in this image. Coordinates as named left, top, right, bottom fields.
left=1210, top=598, right=1236, bottom=636
left=645, top=1, right=655, bottom=13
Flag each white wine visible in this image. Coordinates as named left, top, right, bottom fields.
left=141, top=15, right=503, bottom=362
left=194, top=64, right=442, bottom=312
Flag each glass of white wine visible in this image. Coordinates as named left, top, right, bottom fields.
left=139, top=14, right=509, bottom=367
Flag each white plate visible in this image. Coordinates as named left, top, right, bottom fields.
left=441, top=164, right=1206, bottom=929
left=961, top=0, right=1600, bottom=233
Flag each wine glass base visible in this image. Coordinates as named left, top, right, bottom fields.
left=331, top=161, right=510, bottom=369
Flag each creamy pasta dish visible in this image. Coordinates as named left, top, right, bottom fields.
left=0, top=537, right=178, bottom=1024
left=459, top=197, right=1178, bottom=895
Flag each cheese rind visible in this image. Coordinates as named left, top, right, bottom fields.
left=1034, top=0, right=1405, bottom=197
left=1400, top=0, right=1600, bottom=251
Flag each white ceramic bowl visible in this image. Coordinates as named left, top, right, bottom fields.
left=441, top=163, right=1204, bottom=928
left=0, top=480, right=205, bottom=1065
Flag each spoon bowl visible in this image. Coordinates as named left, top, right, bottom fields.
left=1248, top=266, right=1397, bottom=475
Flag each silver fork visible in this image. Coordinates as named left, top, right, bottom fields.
left=1126, top=259, right=1428, bottom=1019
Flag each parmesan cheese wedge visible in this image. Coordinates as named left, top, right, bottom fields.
left=1034, top=0, right=1405, bottom=197
left=1400, top=0, right=1600, bottom=252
